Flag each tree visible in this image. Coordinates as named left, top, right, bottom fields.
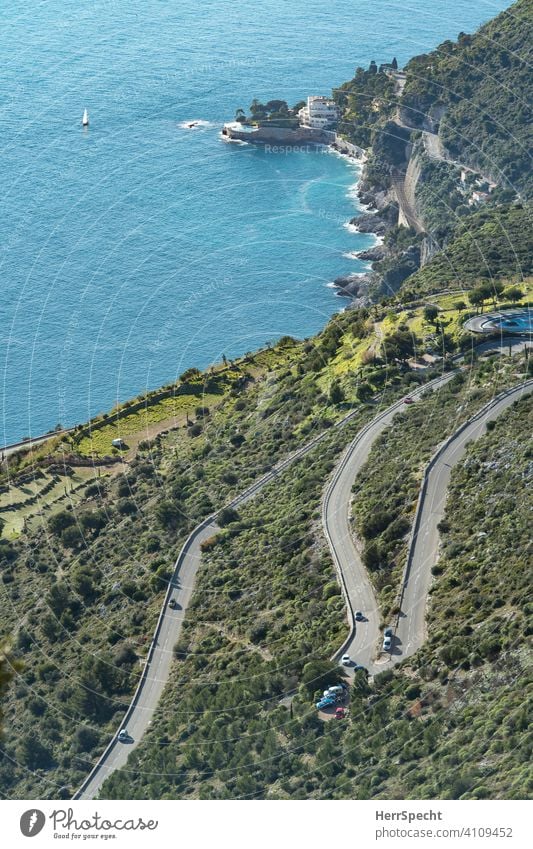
left=368, top=60, right=378, bottom=75
left=382, top=330, right=418, bottom=363
left=489, top=280, right=505, bottom=306
left=47, top=582, right=72, bottom=616
left=265, top=99, right=289, bottom=114
left=468, top=287, right=486, bottom=313
left=218, top=507, right=239, bottom=527
left=156, top=499, right=183, bottom=531
left=48, top=510, right=75, bottom=535
left=80, top=510, right=107, bottom=532
left=0, top=641, right=17, bottom=736
left=179, top=367, right=201, bottom=382
left=74, top=725, right=100, bottom=753
left=355, top=381, right=373, bottom=402
left=61, top=525, right=83, bottom=549
left=329, top=380, right=345, bottom=405
left=423, top=305, right=439, bottom=324
left=118, top=498, right=137, bottom=515
left=16, top=733, right=54, bottom=770
left=503, top=286, right=522, bottom=303
left=392, top=57, right=398, bottom=70
left=249, top=99, right=266, bottom=118
left=301, top=660, right=344, bottom=694
left=454, top=300, right=466, bottom=313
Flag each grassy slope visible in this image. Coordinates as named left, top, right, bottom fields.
left=0, top=304, right=442, bottom=798
left=101, top=372, right=531, bottom=800
left=351, top=352, right=531, bottom=619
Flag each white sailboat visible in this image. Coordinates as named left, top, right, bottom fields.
left=82, top=108, right=89, bottom=127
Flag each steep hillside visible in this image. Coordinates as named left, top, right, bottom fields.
left=401, top=0, right=533, bottom=196
left=0, top=300, right=453, bottom=798
left=102, top=379, right=532, bottom=800
left=401, top=204, right=533, bottom=296
left=337, top=0, right=532, bottom=300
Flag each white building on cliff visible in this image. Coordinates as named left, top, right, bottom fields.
left=298, top=96, right=340, bottom=129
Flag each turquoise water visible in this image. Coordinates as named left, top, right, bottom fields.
left=0, top=0, right=510, bottom=443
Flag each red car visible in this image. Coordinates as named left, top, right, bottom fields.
left=404, top=397, right=414, bottom=405
left=335, top=707, right=346, bottom=719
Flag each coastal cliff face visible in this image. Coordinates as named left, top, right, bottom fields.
left=335, top=0, right=532, bottom=301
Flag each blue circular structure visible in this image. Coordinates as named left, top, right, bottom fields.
left=464, top=307, right=532, bottom=335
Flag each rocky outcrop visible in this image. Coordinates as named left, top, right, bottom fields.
left=332, top=273, right=376, bottom=300
left=349, top=213, right=390, bottom=235
left=398, top=100, right=447, bottom=133
left=356, top=244, right=387, bottom=262
left=378, top=244, right=421, bottom=294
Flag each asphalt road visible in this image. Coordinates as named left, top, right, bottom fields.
left=464, top=309, right=532, bottom=335
left=322, top=372, right=455, bottom=676
left=73, top=384, right=369, bottom=799
left=392, top=379, right=533, bottom=662
left=74, top=340, right=531, bottom=799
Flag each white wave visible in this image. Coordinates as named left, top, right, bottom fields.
left=220, top=134, right=248, bottom=145
left=343, top=221, right=359, bottom=233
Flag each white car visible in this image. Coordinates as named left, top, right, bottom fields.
left=341, top=654, right=352, bottom=666
left=382, top=636, right=392, bottom=652
left=118, top=728, right=129, bottom=742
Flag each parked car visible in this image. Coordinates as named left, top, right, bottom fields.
left=341, top=654, right=352, bottom=666
left=118, top=728, right=129, bottom=742
left=355, top=611, right=364, bottom=621
left=169, top=598, right=177, bottom=609
left=335, top=707, right=346, bottom=719
left=316, top=695, right=336, bottom=710
left=404, top=397, right=414, bottom=405
left=384, top=626, right=393, bottom=637
left=327, top=685, right=345, bottom=695
left=382, top=636, right=392, bottom=652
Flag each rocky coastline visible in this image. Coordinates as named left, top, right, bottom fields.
left=332, top=155, right=426, bottom=304
left=331, top=178, right=398, bottom=302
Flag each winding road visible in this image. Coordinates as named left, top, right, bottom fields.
left=322, top=372, right=455, bottom=675
left=394, top=378, right=533, bottom=661
left=74, top=341, right=531, bottom=799
left=73, top=384, right=374, bottom=799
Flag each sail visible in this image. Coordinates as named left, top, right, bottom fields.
left=82, top=108, right=89, bottom=126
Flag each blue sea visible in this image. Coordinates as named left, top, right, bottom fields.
left=0, top=0, right=510, bottom=443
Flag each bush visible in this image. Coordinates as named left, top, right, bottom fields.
left=217, top=508, right=239, bottom=527
left=61, top=525, right=83, bottom=549
left=118, top=498, right=137, bottom=515
left=48, top=510, right=75, bottom=535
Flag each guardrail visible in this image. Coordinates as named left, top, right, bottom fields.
left=322, top=371, right=456, bottom=664
left=72, top=376, right=373, bottom=798
left=73, top=342, right=531, bottom=797
left=395, top=378, right=533, bottom=635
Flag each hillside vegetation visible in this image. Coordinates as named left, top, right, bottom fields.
left=335, top=0, right=532, bottom=300
left=401, top=0, right=533, bottom=196
left=401, top=204, right=532, bottom=297
left=0, top=298, right=453, bottom=798
left=351, top=353, right=531, bottom=619
left=102, top=386, right=532, bottom=800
